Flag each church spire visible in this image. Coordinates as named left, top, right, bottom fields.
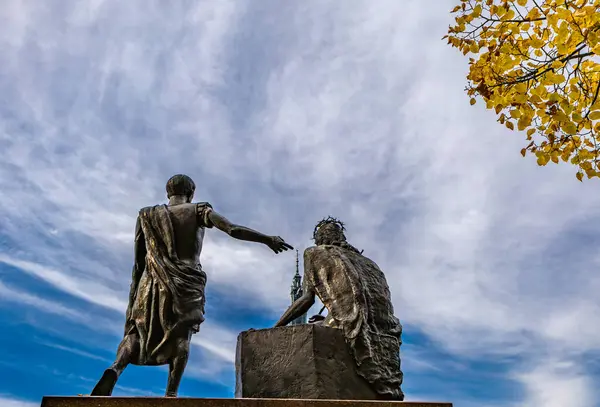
left=290, top=249, right=301, bottom=300
left=290, top=249, right=307, bottom=325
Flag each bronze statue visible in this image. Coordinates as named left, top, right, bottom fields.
left=91, top=174, right=293, bottom=397
left=274, top=217, right=404, bottom=400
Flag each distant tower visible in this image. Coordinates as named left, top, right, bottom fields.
left=290, top=249, right=307, bottom=325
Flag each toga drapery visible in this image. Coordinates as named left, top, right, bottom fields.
left=124, top=204, right=210, bottom=366
left=304, top=245, right=404, bottom=400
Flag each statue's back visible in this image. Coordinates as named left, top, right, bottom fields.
left=166, top=202, right=208, bottom=265
left=306, top=245, right=400, bottom=331
left=304, top=245, right=403, bottom=400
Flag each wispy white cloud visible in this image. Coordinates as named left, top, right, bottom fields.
left=0, top=279, right=84, bottom=322
left=514, top=359, right=594, bottom=407
left=192, top=322, right=237, bottom=363
left=0, top=255, right=126, bottom=312
left=112, top=384, right=162, bottom=397
left=0, top=254, right=239, bottom=366
left=0, top=395, right=38, bottom=407
left=36, top=341, right=112, bottom=364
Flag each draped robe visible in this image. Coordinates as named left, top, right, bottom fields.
left=304, top=245, right=404, bottom=400
left=123, top=204, right=210, bottom=366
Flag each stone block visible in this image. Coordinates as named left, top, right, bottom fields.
left=235, top=325, right=378, bottom=400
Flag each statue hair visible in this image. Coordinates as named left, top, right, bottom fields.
left=166, top=174, right=196, bottom=199
left=313, top=216, right=362, bottom=254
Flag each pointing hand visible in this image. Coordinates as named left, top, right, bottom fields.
left=267, top=236, right=294, bottom=254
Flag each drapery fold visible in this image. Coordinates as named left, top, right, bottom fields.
left=125, top=204, right=207, bottom=365
left=305, top=245, right=404, bottom=400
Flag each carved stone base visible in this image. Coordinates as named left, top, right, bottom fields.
left=237, top=325, right=401, bottom=400
left=41, top=397, right=453, bottom=407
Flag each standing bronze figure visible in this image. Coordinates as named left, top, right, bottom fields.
left=274, top=217, right=404, bottom=400
left=91, top=174, right=293, bottom=397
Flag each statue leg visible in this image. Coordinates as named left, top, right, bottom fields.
left=165, top=331, right=192, bottom=397
left=91, top=333, right=140, bottom=396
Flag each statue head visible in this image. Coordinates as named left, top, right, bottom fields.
left=313, top=216, right=347, bottom=245
left=166, top=174, right=196, bottom=202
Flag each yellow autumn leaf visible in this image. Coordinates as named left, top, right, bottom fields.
left=549, top=74, right=566, bottom=85
left=568, top=90, right=580, bottom=100
left=503, top=9, right=516, bottom=21
left=537, top=153, right=549, bottom=166
left=563, top=122, right=578, bottom=135
left=530, top=38, right=544, bottom=48
left=470, top=98, right=476, bottom=105
left=517, top=118, right=529, bottom=131
left=589, top=111, right=600, bottom=121
left=514, top=93, right=528, bottom=104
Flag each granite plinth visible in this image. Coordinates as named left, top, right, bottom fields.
left=235, top=325, right=380, bottom=400
left=41, top=397, right=453, bottom=407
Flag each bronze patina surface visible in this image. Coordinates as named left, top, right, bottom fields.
left=91, top=174, right=293, bottom=397
left=275, top=218, right=403, bottom=401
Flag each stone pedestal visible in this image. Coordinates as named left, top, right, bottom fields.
left=41, top=397, right=453, bottom=407
left=41, top=327, right=454, bottom=407
left=235, top=325, right=382, bottom=400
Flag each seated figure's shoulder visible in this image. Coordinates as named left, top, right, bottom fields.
left=304, top=246, right=318, bottom=256
left=364, top=256, right=384, bottom=272
left=310, top=244, right=340, bottom=253
left=304, top=246, right=335, bottom=262
left=138, top=205, right=155, bottom=215
left=303, top=246, right=318, bottom=257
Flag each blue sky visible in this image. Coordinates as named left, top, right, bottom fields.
left=1, top=1, right=600, bottom=406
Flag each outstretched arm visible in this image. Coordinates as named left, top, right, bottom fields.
left=274, top=288, right=316, bottom=327
left=208, top=210, right=269, bottom=244
left=207, top=209, right=293, bottom=253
